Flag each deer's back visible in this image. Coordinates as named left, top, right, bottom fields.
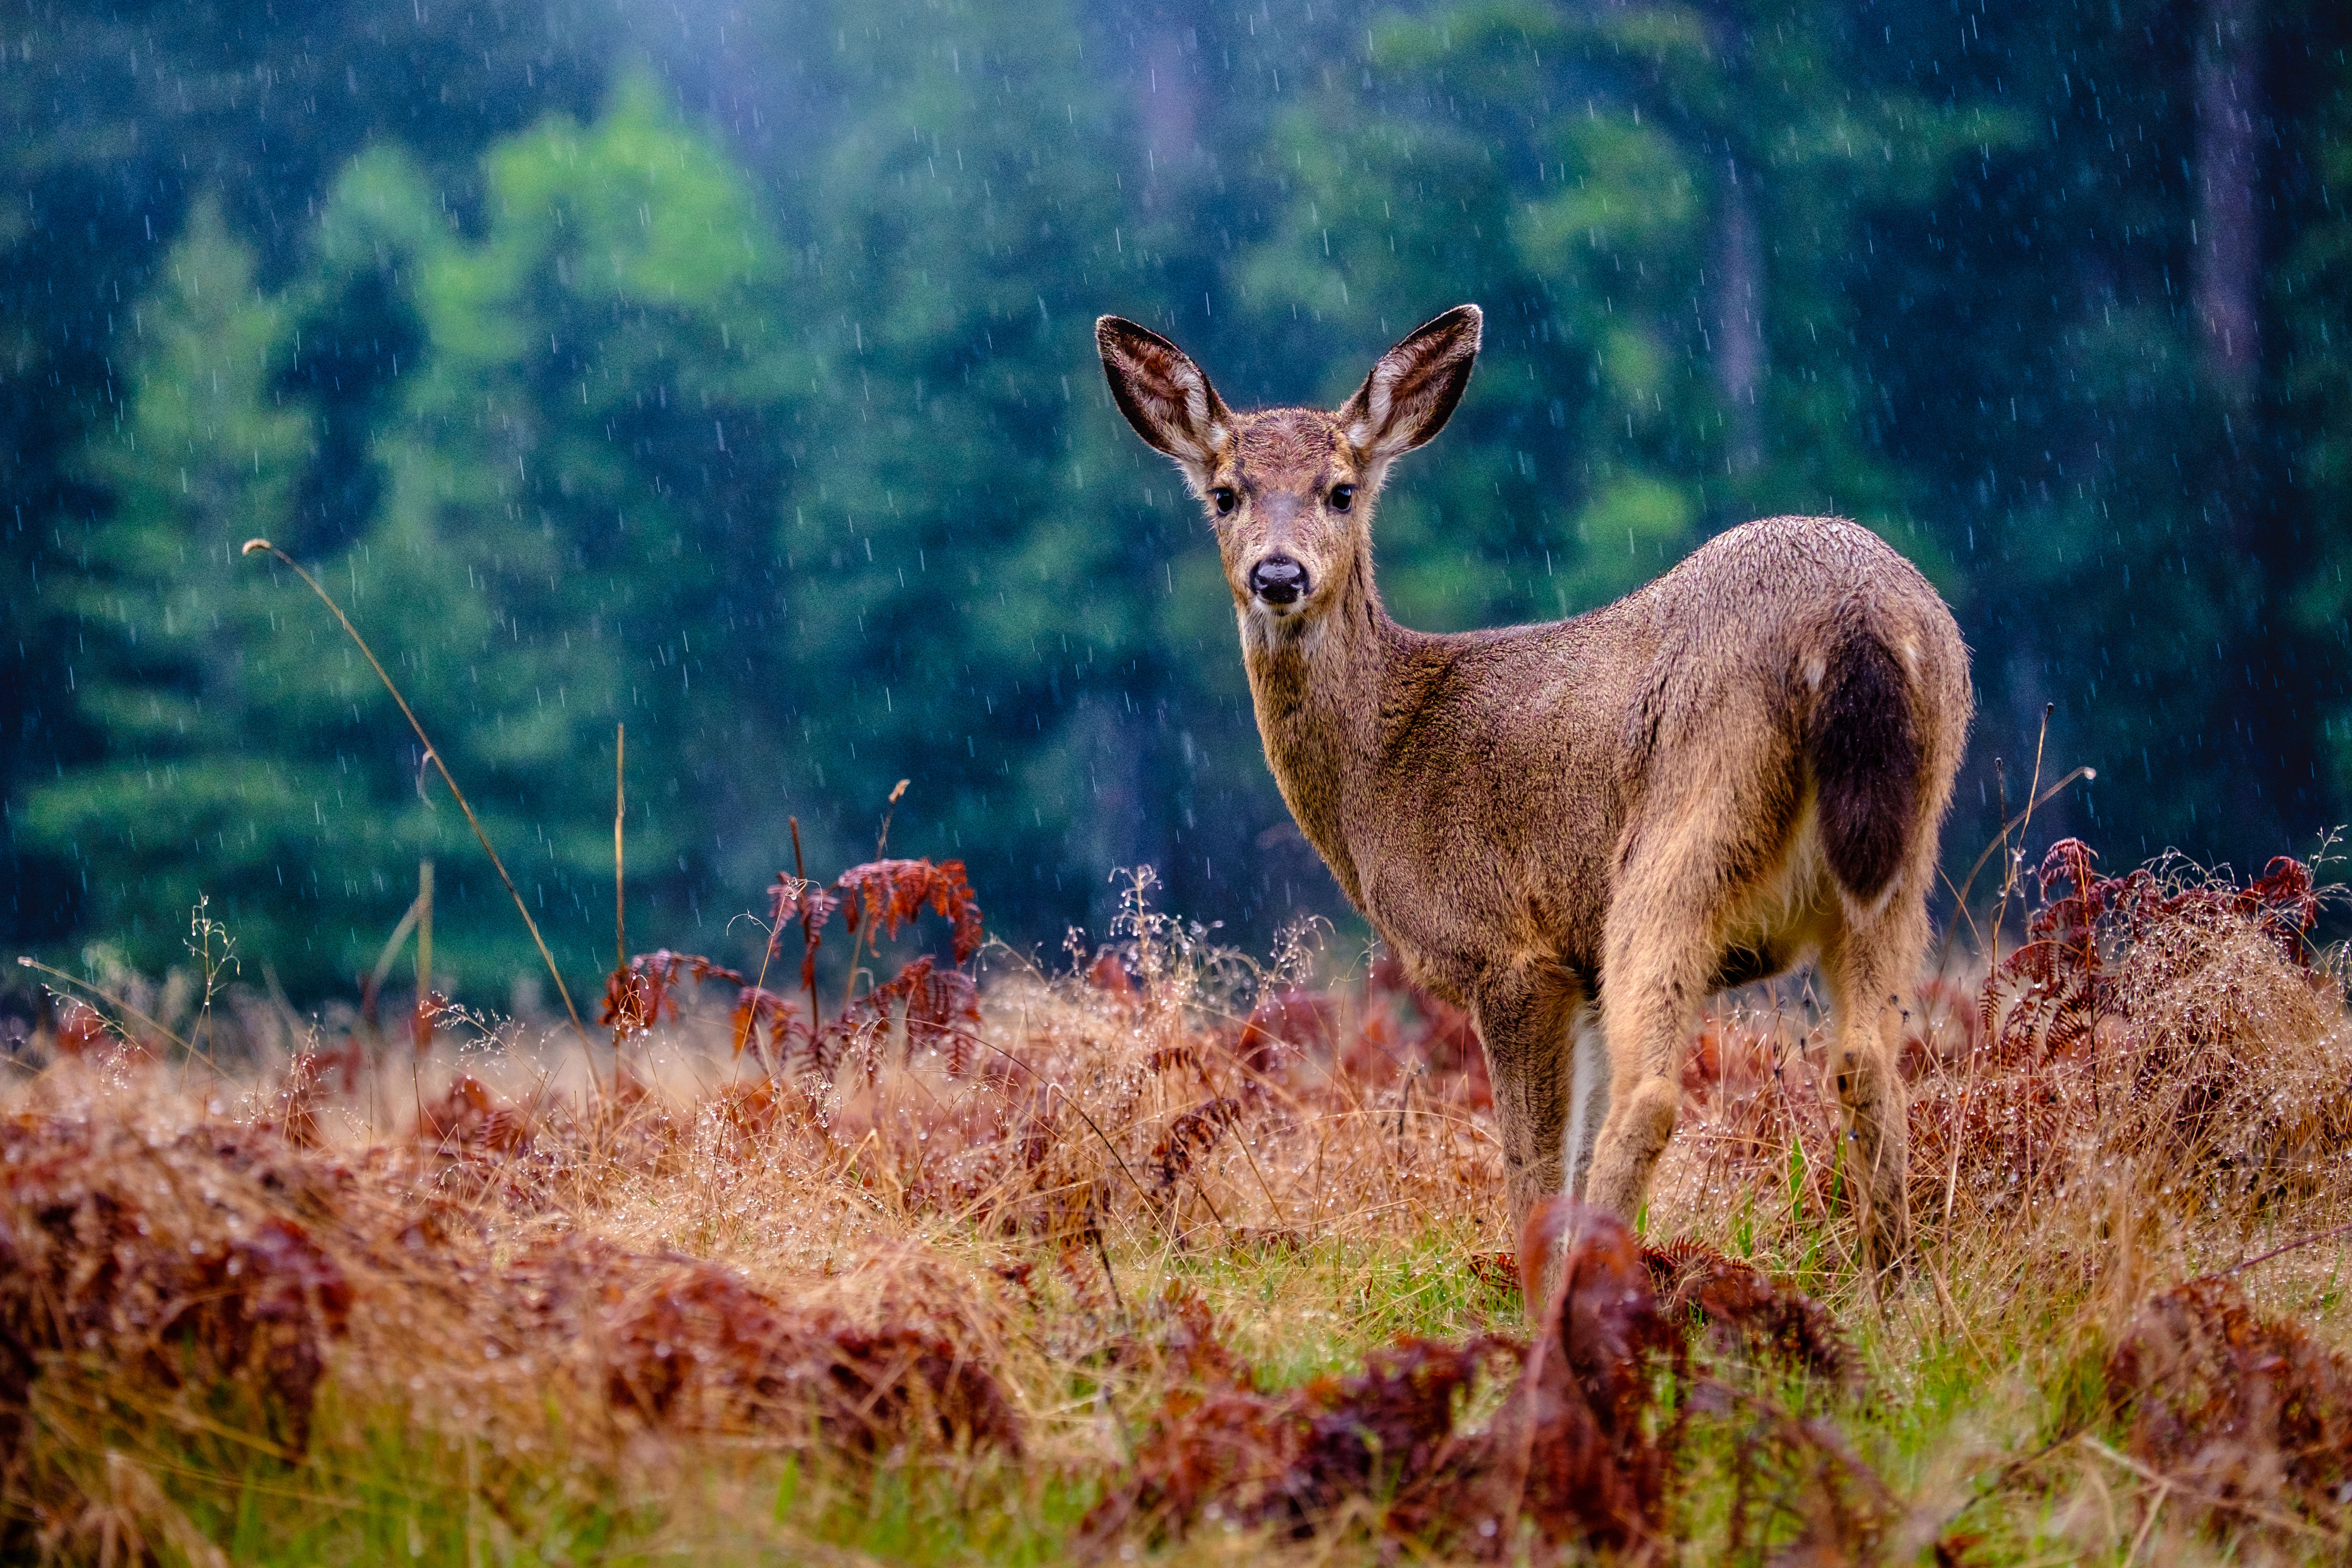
left=1354, top=517, right=1968, bottom=996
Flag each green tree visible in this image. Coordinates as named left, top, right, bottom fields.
left=24, top=73, right=808, bottom=997
left=1868, top=0, right=2322, bottom=857
left=778, top=0, right=1175, bottom=926
left=2283, top=52, right=2352, bottom=802
left=345, top=74, right=808, bottom=987
left=0, top=2, right=619, bottom=962
left=17, top=0, right=2352, bottom=1000
left=23, top=199, right=333, bottom=972
left=1231, top=0, right=2013, bottom=632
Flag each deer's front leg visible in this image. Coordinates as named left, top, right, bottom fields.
left=1470, top=962, right=1581, bottom=1306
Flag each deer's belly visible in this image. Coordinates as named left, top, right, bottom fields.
left=1706, top=803, right=1840, bottom=989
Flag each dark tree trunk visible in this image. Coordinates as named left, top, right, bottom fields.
left=2193, top=0, right=2261, bottom=402
left=1714, top=165, right=1767, bottom=474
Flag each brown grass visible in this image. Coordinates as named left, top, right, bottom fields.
left=4, top=844, right=2352, bottom=1563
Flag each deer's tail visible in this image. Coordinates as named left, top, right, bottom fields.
left=1806, top=619, right=1922, bottom=905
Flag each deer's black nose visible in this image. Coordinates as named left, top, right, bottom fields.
left=1249, top=556, right=1309, bottom=605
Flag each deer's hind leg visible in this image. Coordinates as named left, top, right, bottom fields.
left=1817, top=885, right=1929, bottom=1273
left=1580, top=902, right=1717, bottom=1236
left=1584, top=776, right=1799, bottom=1237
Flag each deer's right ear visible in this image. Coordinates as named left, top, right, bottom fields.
left=1096, top=316, right=1232, bottom=489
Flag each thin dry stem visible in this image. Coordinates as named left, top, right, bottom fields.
left=240, top=538, right=588, bottom=1045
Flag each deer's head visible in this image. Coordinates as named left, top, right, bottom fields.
left=1095, top=306, right=1482, bottom=634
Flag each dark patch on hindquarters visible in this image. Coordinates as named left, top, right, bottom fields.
left=1805, top=631, right=1920, bottom=902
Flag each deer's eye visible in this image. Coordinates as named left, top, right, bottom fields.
left=1211, top=487, right=1237, bottom=515
left=1328, top=484, right=1356, bottom=513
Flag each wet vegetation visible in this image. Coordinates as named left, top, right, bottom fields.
left=5, top=839, right=2352, bottom=1563
left=7, top=0, right=2352, bottom=1560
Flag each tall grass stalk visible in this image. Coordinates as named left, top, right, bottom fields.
left=12, top=955, right=191, bottom=1056
left=614, top=724, right=627, bottom=980
left=240, top=538, right=588, bottom=1044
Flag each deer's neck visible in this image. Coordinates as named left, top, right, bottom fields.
left=1239, top=548, right=1402, bottom=911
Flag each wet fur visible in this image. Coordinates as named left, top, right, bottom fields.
left=1096, top=308, right=1973, bottom=1293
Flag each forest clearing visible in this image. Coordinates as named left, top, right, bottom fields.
left=9, top=0, right=2352, bottom=1560
left=8, top=838, right=2352, bottom=1566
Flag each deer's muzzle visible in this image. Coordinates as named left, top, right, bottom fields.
left=1248, top=555, right=1309, bottom=606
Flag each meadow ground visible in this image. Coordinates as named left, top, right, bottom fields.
left=7, top=844, right=2352, bottom=1566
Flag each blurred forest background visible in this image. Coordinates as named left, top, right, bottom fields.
left=4, top=0, right=2351, bottom=1004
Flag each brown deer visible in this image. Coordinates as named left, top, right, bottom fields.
left=1095, top=305, right=1970, bottom=1288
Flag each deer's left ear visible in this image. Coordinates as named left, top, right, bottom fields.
left=1336, top=305, right=1482, bottom=473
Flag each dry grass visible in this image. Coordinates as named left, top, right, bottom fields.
left=5, top=845, right=2352, bottom=1564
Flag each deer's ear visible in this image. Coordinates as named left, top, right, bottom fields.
left=1337, top=304, right=1482, bottom=471
left=1096, top=316, right=1233, bottom=488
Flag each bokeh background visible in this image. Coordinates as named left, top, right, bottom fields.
left=3, top=0, right=2348, bottom=1003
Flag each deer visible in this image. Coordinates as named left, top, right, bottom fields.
left=1095, top=305, right=1971, bottom=1294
